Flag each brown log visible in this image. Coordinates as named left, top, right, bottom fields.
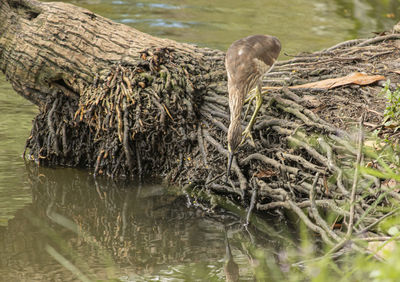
left=0, top=0, right=226, bottom=178
left=0, top=0, right=224, bottom=106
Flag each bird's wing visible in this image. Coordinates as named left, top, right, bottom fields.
left=253, top=58, right=275, bottom=76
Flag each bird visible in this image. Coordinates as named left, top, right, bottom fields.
left=224, top=228, right=239, bottom=282
left=226, top=35, right=281, bottom=179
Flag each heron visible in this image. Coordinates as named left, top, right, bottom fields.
left=226, top=34, right=281, bottom=179
left=224, top=228, right=239, bottom=282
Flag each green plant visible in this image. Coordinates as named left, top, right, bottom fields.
left=381, top=80, right=400, bottom=131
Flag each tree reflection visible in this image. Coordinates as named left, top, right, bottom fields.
left=0, top=163, right=296, bottom=280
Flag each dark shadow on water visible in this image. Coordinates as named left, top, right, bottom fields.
left=0, top=163, right=298, bottom=281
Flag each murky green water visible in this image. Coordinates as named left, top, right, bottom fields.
left=0, top=0, right=399, bottom=280
left=48, top=0, right=399, bottom=53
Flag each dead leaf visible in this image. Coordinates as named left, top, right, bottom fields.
left=368, top=241, right=397, bottom=259
left=263, top=72, right=385, bottom=90
left=291, top=72, right=385, bottom=89
left=382, top=178, right=398, bottom=191
left=390, top=70, right=400, bottom=75
left=364, top=140, right=386, bottom=151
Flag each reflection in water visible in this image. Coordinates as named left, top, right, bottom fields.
left=224, top=228, right=239, bottom=282
left=0, top=164, right=292, bottom=280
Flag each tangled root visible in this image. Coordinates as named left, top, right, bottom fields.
left=25, top=46, right=225, bottom=179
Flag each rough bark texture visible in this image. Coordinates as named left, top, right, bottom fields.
left=2, top=0, right=400, bottom=256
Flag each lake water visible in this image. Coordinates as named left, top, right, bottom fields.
left=0, top=0, right=398, bottom=280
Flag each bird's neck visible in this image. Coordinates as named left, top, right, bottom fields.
left=228, top=88, right=244, bottom=124
left=227, top=87, right=244, bottom=153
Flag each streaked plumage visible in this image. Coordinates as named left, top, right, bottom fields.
left=226, top=35, right=281, bottom=178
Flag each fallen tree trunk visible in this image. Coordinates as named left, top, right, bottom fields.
left=0, top=0, right=226, bottom=177
left=2, top=0, right=400, bottom=255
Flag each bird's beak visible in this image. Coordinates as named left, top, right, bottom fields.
left=226, top=149, right=233, bottom=181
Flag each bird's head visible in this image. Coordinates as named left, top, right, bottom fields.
left=227, top=118, right=242, bottom=179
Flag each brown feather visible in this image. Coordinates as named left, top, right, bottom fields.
left=226, top=35, right=281, bottom=153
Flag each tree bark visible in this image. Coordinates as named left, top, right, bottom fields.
left=0, top=0, right=224, bottom=105
left=2, top=0, right=400, bottom=254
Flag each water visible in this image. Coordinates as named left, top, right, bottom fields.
left=0, top=167, right=243, bottom=280
left=0, top=76, right=37, bottom=226
left=0, top=0, right=398, bottom=280
left=0, top=164, right=291, bottom=281
left=47, top=0, right=399, bottom=53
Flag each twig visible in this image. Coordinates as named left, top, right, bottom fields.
left=356, top=207, right=400, bottom=235
left=245, top=183, right=258, bottom=226
left=135, top=137, right=143, bottom=180
left=201, top=111, right=228, bottom=133
left=347, top=114, right=365, bottom=237
left=357, top=34, right=400, bottom=47
left=318, top=137, right=348, bottom=196
left=355, top=236, right=400, bottom=242
left=47, top=98, right=60, bottom=156
left=324, top=38, right=365, bottom=52
left=197, top=125, right=208, bottom=166
left=203, top=129, right=248, bottom=192
left=309, top=172, right=342, bottom=242
left=288, top=200, right=334, bottom=246
left=279, top=152, right=326, bottom=174
left=257, top=200, right=349, bottom=216
left=242, top=153, right=300, bottom=176
left=122, top=99, right=133, bottom=171
left=205, top=172, right=225, bottom=186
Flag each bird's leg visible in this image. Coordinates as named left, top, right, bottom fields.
left=243, top=88, right=256, bottom=120
left=240, top=85, right=263, bottom=146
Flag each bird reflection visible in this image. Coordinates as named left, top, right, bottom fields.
left=224, top=228, right=239, bottom=282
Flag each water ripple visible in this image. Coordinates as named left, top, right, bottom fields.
left=119, top=18, right=191, bottom=28
left=136, top=2, right=181, bottom=10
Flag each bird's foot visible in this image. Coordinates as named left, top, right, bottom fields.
left=240, top=127, right=256, bottom=147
